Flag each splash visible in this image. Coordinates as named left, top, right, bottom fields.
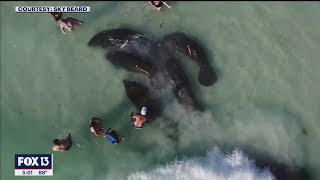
left=128, top=147, right=275, bottom=180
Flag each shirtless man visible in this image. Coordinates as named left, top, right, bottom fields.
left=130, top=107, right=148, bottom=129
left=52, top=133, right=72, bottom=152
left=58, top=17, right=83, bottom=34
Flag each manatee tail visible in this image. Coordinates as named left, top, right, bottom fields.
left=198, top=64, right=217, bottom=87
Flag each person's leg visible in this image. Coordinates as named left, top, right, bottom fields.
left=118, top=136, right=125, bottom=144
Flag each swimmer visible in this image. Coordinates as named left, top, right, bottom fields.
left=130, top=107, right=148, bottom=129
left=49, top=12, right=63, bottom=22
left=58, top=17, right=83, bottom=34
left=105, top=128, right=125, bottom=145
left=89, top=117, right=125, bottom=144
left=149, top=1, right=172, bottom=12
left=89, top=117, right=105, bottom=136
left=52, top=133, right=72, bottom=152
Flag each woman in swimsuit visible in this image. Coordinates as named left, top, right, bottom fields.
left=149, top=1, right=172, bottom=12
left=58, top=17, right=83, bottom=34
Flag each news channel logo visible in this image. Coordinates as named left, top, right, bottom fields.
left=15, top=154, right=53, bottom=176
left=15, top=6, right=90, bottom=13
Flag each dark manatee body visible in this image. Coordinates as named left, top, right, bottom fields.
left=166, top=58, right=204, bottom=111
left=122, top=80, right=166, bottom=119
left=106, top=51, right=170, bottom=90
left=88, top=28, right=206, bottom=112
left=106, top=51, right=157, bottom=77
left=88, top=28, right=154, bottom=61
left=161, top=32, right=217, bottom=87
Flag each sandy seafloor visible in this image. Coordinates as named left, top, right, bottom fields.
left=1, top=1, right=320, bottom=180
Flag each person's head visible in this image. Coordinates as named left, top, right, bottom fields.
left=53, top=139, right=61, bottom=146
left=90, top=117, right=101, bottom=128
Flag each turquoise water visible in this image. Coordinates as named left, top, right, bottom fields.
left=1, top=1, right=320, bottom=180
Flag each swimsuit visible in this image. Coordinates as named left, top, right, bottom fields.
left=65, top=22, right=73, bottom=29
left=105, top=130, right=120, bottom=144
left=151, top=1, right=163, bottom=8
left=132, top=121, right=148, bottom=129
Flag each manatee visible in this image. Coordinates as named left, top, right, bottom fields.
left=106, top=51, right=157, bottom=77
left=88, top=28, right=210, bottom=113
left=88, top=28, right=153, bottom=60
left=161, top=32, right=217, bottom=87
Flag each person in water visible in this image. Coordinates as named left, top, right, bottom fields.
left=89, top=117, right=105, bottom=136
left=52, top=133, right=72, bottom=152
left=49, top=12, right=63, bottom=22
left=130, top=107, right=148, bottom=129
left=105, top=128, right=125, bottom=144
left=89, top=117, right=125, bottom=144
left=149, top=1, right=172, bottom=11
left=58, top=17, right=83, bottom=34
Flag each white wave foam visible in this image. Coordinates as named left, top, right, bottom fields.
left=128, top=147, right=275, bottom=180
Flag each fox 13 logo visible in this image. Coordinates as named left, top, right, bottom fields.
left=15, top=154, right=53, bottom=176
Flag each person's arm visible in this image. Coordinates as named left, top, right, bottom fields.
left=90, top=127, right=99, bottom=136
left=98, top=132, right=106, bottom=137
left=162, top=2, right=172, bottom=9
left=60, top=23, right=66, bottom=34
left=105, top=128, right=111, bottom=133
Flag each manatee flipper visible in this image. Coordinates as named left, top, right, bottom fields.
left=161, top=32, right=217, bottom=87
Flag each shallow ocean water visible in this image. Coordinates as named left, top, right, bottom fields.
left=1, top=1, right=320, bottom=180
